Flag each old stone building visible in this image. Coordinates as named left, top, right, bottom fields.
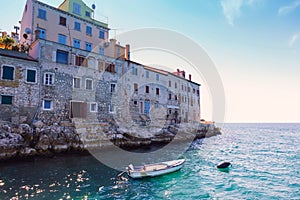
left=13, top=0, right=202, bottom=129
left=0, top=49, right=40, bottom=124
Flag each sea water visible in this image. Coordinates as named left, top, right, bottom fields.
left=0, top=123, right=299, bottom=199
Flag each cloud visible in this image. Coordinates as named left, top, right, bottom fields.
left=278, top=0, right=300, bottom=15
left=289, top=33, right=300, bottom=47
left=220, top=0, right=257, bottom=26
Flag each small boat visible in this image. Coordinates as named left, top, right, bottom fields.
left=127, top=159, right=185, bottom=179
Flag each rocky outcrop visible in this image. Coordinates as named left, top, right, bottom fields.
left=0, top=120, right=221, bottom=161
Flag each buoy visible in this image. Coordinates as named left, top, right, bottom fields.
left=217, top=162, right=231, bottom=169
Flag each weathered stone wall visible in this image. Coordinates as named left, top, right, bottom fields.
left=0, top=54, right=40, bottom=124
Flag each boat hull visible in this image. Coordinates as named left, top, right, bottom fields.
left=127, top=159, right=185, bottom=179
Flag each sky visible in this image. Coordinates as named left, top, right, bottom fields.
left=1, top=0, right=300, bottom=123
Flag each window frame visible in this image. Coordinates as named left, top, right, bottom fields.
left=74, top=21, right=81, bottom=31
left=99, top=30, right=105, bottom=39
left=110, top=83, right=116, bottom=93
left=59, top=16, right=67, bottom=26
left=1, top=65, right=15, bottom=81
left=58, top=34, right=67, bottom=45
left=90, top=102, right=98, bottom=112
left=156, top=74, right=159, bottom=81
left=73, top=77, right=81, bottom=89
left=25, top=68, right=37, bottom=84
left=85, top=42, right=92, bottom=52
left=1, top=95, right=13, bottom=105
left=85, top=78, right=93, bottom=90
left=37, top=27, right=46, bottom=39
left=43, top=99, right=53, bottom=110
left=86, top=26, right=92, bottom=36
left=56, top=50, right=69, bottom=64
left=37, top=8, right=47, bottom=20
left=73, top=38, right=81, bottom=49
left=73, top=2, right=81, bottom=15
left=43, top=72, right=55, bottom=86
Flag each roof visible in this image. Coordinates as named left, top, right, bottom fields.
left=0, top=49, right=38, bottom=62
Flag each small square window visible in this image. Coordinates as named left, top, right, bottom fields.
left=73, top=39, right=81, bottom=49
left=99, top=47, right=104, bottom=55
left=59, top=16, right=67, bottom=26
left=43, top=100, right=52, bottom=110
left=85, top=42, right=92, bottom=52
left=156, top=74, right=159, bottom=81
left=1, top=65, right=14, bottom=80
left=73, top=77, right=81, bottom=88
left=74, top=22, right=81, bottom=31
left=38, top=9, right=46, bottom=20
left=56, top=50, right=68, bottom=64
left=44, top=72, right=54, bottom=85
left=99, top=30, right=105, bottom=39
left=86, top=26, right=92, bottom=36
left=58, top=34, right=66, bottom=45
left=90, top=102, right=97, bottom=112
left=1, top=95, right=13, bottom=105
left=73, top=2, right=81, bottom=15
left=37, top=28, right=46, bottom=39
left=86, top=11, right=91, bottom=18
left=86, top=79, right=93, bottom=90
left=26, top=69, right=37, bottom=83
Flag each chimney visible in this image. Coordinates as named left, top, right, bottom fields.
left=125, top=44, right=130, bottom=60
left=189, top=74, right=192, bottom=81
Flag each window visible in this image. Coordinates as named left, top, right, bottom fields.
left=175, top=82, right=177, bottom=89
left=1, top=95, right=13, bottom=105
left=145, top=70, right=149, bottom=78
left=169, top=80, right=171, bottom=87
left=197, top=90, right=200, bottom=96
left=132, top=68, right=138, bottom=75
left=105, top=64, right=115, bottom=73
left=73, top=2, right=81, bottom=15
left=59, top=16, right=67, bottom=26
left=43, top=100, right=52, bottom=110
left=99, top=47, right=104, bottom=55
left=56, top=50, right=68, bottom=64
left=156, top=74, right=159, bottom=81
left=74, top=21, right=81, bottom=31
left=85, top=42, right=92, bottom=52
left=44, top=72, right=54, bottom=85
left=111, top=84, right=116, bottom=93
left=86, top=26, right=92, bottom=36
left=193, top=88, right=196, bottom=94
left=168, top=93, right=172, bottom=100
left=134, top=83, right=138, bottom=92
left=75, top=55, right=86, bottom=66
left=58, top=34, right=66, bottom=45
left=71, top=101, right=87, bottom=118
left=188, top=87, right=191, bottom=92
left=156, top=88, right=159, bottom=95
left=145, top=86, right=149, bottom=94
left=73, top=39, right=81, bottom=49
left=90, top=102, right=97, bottom=112
left=99, top=30, right=105, bottom=39
left=109, top=104, right=115, bottom=113
left=182, top=85, right=184, bottom=90
left=134, top=101, right=137, bottom=105
left=38, top=9, right=46, bottom=20
left=117, top=48, right=121, bottom=58
left=73, top=77, right=81, bottom=88
left=86, top=11, right=91, bottom=18
left=85, top=79, right=93, bottom=90
left=26, top=69, right=36, bottom=83
left=175, top=95, right=178, bottom=101
left=1, top=65, right=14, bottom=80
left=37, top=28, right=46, bottom=39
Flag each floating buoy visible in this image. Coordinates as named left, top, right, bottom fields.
left=217, top=162, right=231, bottom=169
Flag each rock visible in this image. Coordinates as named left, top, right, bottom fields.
left=33, top=120, right=44, bottom=128
left=35, top=135, right=51, bottom=151
left=19, top=124, right=33, bottom=135
left=19, top=148, right=37, bottom=156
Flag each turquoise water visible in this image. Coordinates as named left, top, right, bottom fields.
left=0, top=123, right=299, bottom=199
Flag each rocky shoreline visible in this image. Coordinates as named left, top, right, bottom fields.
left=0, top=120, right=221, bottom=161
